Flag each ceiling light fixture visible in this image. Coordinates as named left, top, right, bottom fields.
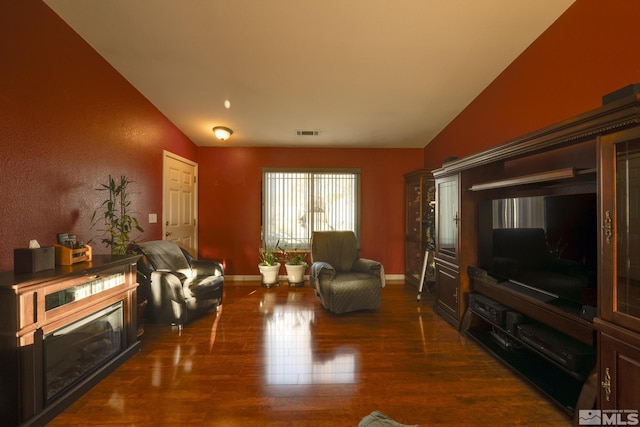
left=212, top=126, right=233, bottom=141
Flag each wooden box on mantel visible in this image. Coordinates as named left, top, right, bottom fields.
left=54, top=244, right=92, bottom=265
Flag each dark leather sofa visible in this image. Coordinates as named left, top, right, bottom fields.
left=132, top=240, right=223, bottom=327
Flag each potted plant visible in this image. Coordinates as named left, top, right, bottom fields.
left=279, top=244, right=308, bottom=287
left=91, top=175, right=144, bottom=255
left=258, top=240, right=281, bottom=287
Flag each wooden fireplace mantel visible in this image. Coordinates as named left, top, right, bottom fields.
left=0, top=254, right=141, bottom=427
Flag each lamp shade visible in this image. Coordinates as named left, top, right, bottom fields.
left=213, top=126, right=233, bottom=141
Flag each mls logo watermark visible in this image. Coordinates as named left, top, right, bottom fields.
left=579, top=409, right=639, bottom=426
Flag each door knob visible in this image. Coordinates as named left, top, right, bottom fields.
left=165, top=231, right=173, bottom=237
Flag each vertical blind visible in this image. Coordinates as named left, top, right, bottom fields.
left=262, top=169, right=360, bottom=248
left=492, top=196, right=545, bottom=229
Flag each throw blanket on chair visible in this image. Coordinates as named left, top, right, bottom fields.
left=358, top=411, right=418, bottom=427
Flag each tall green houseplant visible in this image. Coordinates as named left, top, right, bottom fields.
left=91, top=175, right=144, bottom=255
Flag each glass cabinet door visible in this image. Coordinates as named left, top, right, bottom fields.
left=405, top=177, right=422, bottom=243
left=404, top=170, right=436, bottom=288
left=600, top=130, right=640, bottom=333
left=615, top=139, right=640, bottom=319
left=405, top=175, right=423, bottom=286
left=437, top=175, right=459, bottom=259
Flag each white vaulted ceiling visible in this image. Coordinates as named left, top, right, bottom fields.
left=44, top=0, right=574, bottom=148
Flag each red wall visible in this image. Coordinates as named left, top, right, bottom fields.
left=196, top=147, right=423, bottom=275
left=0, top=1, right=196, bottom=270
left=0, top=1, right=422, bottom=275
left=5, top=0, right=640, bottom=277
left=424, top=0, right=640, bottom=170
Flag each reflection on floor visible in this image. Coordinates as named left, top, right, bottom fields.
left=49, top=283, right=571, bottom=426
left=261, top=291, right=357, bottom=385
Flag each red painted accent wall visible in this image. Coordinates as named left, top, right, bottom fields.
left=0, top=1, right=196, bottom=270
left=7, top=0, right=640, bottom=278
left=196, top=147, right=423, bottom=275
left=424, top=0, right=640, bottom=170
left=0, top=1, right=423, bottom=275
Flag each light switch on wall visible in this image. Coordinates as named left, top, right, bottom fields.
left=148, top=213, right=157, bottom=224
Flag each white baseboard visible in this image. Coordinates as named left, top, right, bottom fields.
left=226, top=274, right=404, bottom=282
left=226, top=275, right=263, bottom=281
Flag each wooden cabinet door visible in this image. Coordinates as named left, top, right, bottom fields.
left=435, top=259, right=460, bottom=327
left=434, top=173, right=461, bottom=327
left=599, top=331, right=640, bottom=412
left=436, top=174, right=459, bottom=262
left=599, top=129, right=640, bottom=334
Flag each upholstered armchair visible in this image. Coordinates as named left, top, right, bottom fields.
left=309, top=231, right=384, bottom=314
left=133, top=240, right=224, bottom=327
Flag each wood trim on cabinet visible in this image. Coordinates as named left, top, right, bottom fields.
left=472, top=278, right=595, bottom=346
left=469, top=167, right=577, bottom=191
left=433, top=94, right=640, bottom=179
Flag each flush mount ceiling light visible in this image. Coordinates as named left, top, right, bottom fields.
left=212, top=126, right=233, bottom=141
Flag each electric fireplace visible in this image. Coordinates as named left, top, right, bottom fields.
left=0, top=255, right=141, bottom=427
left=44, top=301, right=124, bottom=402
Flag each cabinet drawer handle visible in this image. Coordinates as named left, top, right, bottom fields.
left=602, top=210, right=612, bottom=244
left=601, top=367, right=611, bottom=402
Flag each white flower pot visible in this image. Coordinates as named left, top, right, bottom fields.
left=285, top=263, right=306, bottom=286
left=258, top=262, right=280, bottom=287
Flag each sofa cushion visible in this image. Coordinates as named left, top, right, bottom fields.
left=138, top=240, right=191, bottom=273
left=311, top=231, right=358, bottom=272
left=185, top=275, right=224, bottom=299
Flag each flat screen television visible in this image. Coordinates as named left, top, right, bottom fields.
left=477, top=192, right=597, bottom=312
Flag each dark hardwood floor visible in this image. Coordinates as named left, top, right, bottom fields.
left=48, top=282, right=571, bottom=426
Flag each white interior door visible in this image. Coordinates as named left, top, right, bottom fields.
left=163, top=151, right=198, bottom=255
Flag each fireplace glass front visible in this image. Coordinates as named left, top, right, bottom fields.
left=44, top=301, right=124, bottom=402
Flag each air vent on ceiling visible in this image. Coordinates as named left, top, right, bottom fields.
left=296, top=130, right=320, bottom=136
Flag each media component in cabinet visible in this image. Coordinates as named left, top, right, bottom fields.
left=476, top=193, right=599, bottom=312
left=466, top=292, right=596, bottom=415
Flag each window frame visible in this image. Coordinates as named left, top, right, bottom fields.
left=261, top=167, right=362, bottom=249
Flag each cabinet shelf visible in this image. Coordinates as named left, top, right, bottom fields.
left=468, top=307, right=593, bottom=381
left=467, top=328, right=584, bottom=415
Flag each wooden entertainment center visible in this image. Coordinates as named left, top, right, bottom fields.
left=0, top=254, right=141, bottom=427
left=432, top=85, right=640, bottom=422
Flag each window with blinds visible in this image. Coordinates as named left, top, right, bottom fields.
left=262, top=169, right=361, bottom=248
